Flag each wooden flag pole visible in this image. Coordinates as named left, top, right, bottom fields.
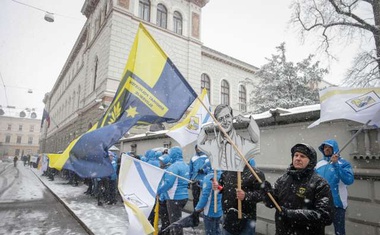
left=237, top=171, right=242, bottom=218
left=196, top=97, right=282, bottom=212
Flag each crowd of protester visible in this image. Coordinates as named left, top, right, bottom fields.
left=35, top=135, right=352, bottom=235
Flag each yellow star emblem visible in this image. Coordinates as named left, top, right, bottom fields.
left=126, top=106, right=139, bottom=118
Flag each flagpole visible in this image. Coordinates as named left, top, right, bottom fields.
left=336, top=119, right=371, bottom=155
left=196, top=97, right=282, bottom=213
left=126, top=154, right=194, bottom=183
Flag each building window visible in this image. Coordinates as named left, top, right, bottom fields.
left=201, top=73, right=211, bottom=101
left=17, top=136, right=22, bottom=144
left=28, top=137, right=33, bottom=145
left=156, top=4, right=167, bottom=28
left=18, top=125, right=22, bottom=131
left=7, top=124, right=11, bottom=130
left=93, top=57, right=98, bottom=92
left=239, top=85, right=247, bottom=112
left=131, top=143, right=137, bottom=155
left=173, top=11, right=182, bottom=35
left=221, top=80, right=230, bottom=105
left=5, top=135, right=11, bottom=143
left=163, top=141, right=171, bottom=149
left=139, top=0, right=150, bottom=22
left=30, top=125, right=34, bottom=132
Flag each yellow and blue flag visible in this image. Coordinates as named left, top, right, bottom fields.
left=48, top=23, right=197, bottom=178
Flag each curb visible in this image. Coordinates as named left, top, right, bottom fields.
left=30, top=169, right=94, bottom=235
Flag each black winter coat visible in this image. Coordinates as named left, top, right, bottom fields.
left=220, top=166, right=264, bottom=215
left=265, top=166, right=333, bottom=235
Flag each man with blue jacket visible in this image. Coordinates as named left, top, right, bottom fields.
left=195, top=169, right=223, bottom=235
left=316, top=139, right=354, bottom=235
left=157, top=146, right=189, bottom=235
left=189, top=145, right=211, bottom=209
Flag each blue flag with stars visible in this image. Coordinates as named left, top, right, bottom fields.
left=47, top=23, right=197, bottom=178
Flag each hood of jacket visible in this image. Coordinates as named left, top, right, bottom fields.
left=318, top=139, right=339, bottom=158
left=169, top=146, right=183, bottom=163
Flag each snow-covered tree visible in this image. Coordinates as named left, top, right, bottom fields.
left=291, top=0, right=380, bottom=87
left=250, top=43, right=328, bottom=113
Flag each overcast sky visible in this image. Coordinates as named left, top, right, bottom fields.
left=0, top=0, right=361, bottom=118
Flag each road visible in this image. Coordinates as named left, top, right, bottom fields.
left=0, top=161, right=89, bottom=235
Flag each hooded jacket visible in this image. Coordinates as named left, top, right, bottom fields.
left=264, top=144, right=333, bottom=235
left=157, top=147, right=189, bottom=200
left=189, top=149, right=211, bottom=182
left=195, top=170, right=223, bottom=218
left=316, top=139, right=354, bottom=209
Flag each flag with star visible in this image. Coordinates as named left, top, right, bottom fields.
left=47, top=23, right=197, bottom=178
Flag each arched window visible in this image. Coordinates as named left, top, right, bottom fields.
left=239, top=85, right=247, bottom=112
left=173, top=11, right=182, bottom=35
left=201, top=73, right=211, bottom=101
left=156, top=4, right=167, bottom=28
left=139, top=0, right=150, bottom=21
left=221, top=80, right=230, bottom=105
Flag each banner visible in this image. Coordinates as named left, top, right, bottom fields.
left=47, top=23, right=197, bottom=178
left=118, top=154, right=165, bottom=234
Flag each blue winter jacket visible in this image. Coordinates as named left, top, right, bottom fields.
left=147, top=150, right=160, bottom=167
left=157, top=146, right=189, bottom=200
left=108, top=151, right=118, bottom=180
left=316, top=139, right=354, bottom=209
left=195, top=171, right=223, bottom=218
left=189, top=152, right=211, bottom=182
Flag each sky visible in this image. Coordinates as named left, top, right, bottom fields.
left=0, top=0, right=362, bottom=119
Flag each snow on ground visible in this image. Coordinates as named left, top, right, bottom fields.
left=30, top=168, right=204, bottom=234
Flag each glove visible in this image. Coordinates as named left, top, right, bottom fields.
left=197, top=169, right=205, bottom=174
left=261, top=180, right=273, bottom=194
left=278, top=206, right=289, bottom=219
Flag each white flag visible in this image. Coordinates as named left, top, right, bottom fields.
left=118, top=154, right=165, bottom=234
left=167, top=89, right=212, bottom=147
left=309, top=87, right=380, bottom=128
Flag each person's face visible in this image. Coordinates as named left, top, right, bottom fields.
left=216, top=107, right=233, bottom=133
left=292, top=152, right=310, bottom=169
left=323, top=145, right=333, bottom=156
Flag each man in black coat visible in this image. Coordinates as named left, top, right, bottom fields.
left=213, top=165, right=265, bottom=235
left=262, top=143, right=333, bottom=235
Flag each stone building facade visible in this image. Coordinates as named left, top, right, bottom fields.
left=0, top=113, right=41, bottom=160
left=40, top=0, right=258, bottom=153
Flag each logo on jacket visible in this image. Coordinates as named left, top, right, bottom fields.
left=296, top=187, right=306, bottom=198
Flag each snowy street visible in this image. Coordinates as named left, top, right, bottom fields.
left=0, top=161, right=204, bottom=235
left=0, top=162, right=88, bottom=234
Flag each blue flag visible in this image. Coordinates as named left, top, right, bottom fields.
left=48, top=23, right=197, bottom=178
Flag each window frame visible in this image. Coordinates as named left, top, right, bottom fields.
left=221, top=80, right=230, bottom=105
left=139, top=0, right=151, bottom=22
left=201, top=73, right=211, bottom=101
left=173, top=11, right=183, bottom=35
left=239, top=84, right=247, bottom=112
left=156, top=3, right=167, bottom=29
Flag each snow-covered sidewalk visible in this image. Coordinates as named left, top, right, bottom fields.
left=31, top=168, right=204, bottom=235
left=31, top=169, right=129, bottom=235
